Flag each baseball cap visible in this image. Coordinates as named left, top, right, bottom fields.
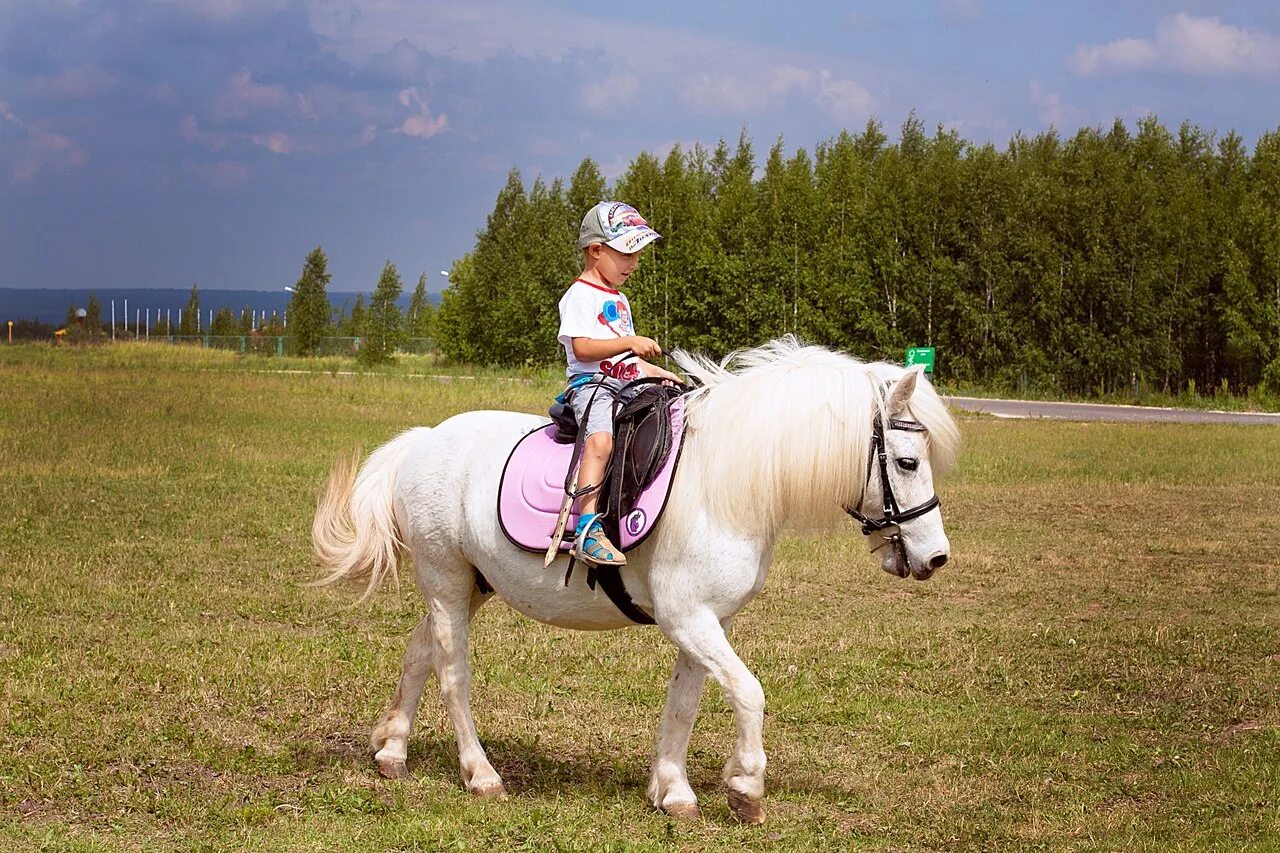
left=578, top=201, right=662, bottom=254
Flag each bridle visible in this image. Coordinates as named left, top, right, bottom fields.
left=843, top=416, right=940, bottom=577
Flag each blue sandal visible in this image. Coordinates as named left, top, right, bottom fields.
left=572, top=514, right=627, bottom=566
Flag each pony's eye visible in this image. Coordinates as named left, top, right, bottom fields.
left=896, top=457, right=919, bottom=471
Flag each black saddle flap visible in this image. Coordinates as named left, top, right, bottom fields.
left=607, top=382, right=684, bottom=527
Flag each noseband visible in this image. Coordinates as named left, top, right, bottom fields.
left=843, top=417, right=940, bottom=576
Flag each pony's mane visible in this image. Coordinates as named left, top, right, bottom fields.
left=663, top=336, right=959, bottom=540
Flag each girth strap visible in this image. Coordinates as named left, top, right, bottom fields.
left=592, top=565, right=655, bottom=625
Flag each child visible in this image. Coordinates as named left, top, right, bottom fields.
left=557, top=201, right=681, bottom=567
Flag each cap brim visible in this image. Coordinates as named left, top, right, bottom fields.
left=605, top=228, right=661, bottom=254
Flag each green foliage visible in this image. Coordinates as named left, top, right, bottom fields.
left=432, top=118, right=1280, bottom=397
left=7, top=318, right=55, bottom=340
left=338, top=294, right=367, bottom=338
left=211, top=307, right=239, bottom=335
left=85, top=293, right=102, bottom=333
left=287, top=246, right=334, bottom=355
left=405, top=272, right=433, bottom=339
left=179, top=283, right=200, bottom=335
left=359, top=261, right=404, bottom=366
left=260, top=312, right=285, bottom=336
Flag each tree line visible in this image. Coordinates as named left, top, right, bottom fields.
left=285, top=250, right=433, bottom=365
left=433, top=114, right=1280, bottom=396
left=54, top=253, right=435, bottom=366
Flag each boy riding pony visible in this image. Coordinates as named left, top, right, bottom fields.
left=556, top=201, right=680, bottom=567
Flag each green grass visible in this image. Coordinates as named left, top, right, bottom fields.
left=1, top=342, right=1277, bottom=850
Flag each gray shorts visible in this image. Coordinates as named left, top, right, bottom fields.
left=568, top=376, right=637, bottom=437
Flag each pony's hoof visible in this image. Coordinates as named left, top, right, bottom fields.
left=664, top=802, right=702, bottom=821
left=727, top=789, right=766, bottom=825
left=376, top=758, right=410, bottom=780
left=469, top=781, right=507, bottom=800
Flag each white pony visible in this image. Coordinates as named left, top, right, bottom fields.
left=312, top=337, right=959, bottom=824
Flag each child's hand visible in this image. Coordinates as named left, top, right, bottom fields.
left=627, top=336, right=662, bottom=359
left=654, top=366, right=683, bottom=386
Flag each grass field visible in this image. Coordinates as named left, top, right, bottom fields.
left=1, top=342, right=1277, bottom=851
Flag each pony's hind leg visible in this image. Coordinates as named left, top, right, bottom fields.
left=422, top=563, right=505, bottom=798
left=372, top=613, right=435, bottom=779
left=371, top=581, right=492, bottom=781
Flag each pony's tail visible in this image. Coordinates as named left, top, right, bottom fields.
left=310, top=430, right=420, bottom=603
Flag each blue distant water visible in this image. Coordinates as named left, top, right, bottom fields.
left=0, top=288, right=439, bottom=326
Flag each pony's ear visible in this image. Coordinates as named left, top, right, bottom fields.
left=886, top=368, right=921, bottom=416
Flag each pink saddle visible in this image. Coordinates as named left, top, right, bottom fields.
left=498, top=398, right=687, bottom=554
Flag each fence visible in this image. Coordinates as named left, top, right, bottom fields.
left=127, top=335, right=437, bottom=357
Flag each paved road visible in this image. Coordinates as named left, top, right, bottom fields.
left=945, top=396, right=1280, bottom=426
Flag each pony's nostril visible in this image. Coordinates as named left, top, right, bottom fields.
left=928, top=553, right=949, bottom=570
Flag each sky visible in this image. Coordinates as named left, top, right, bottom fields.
left=2, top=1, right=1279, bottom=293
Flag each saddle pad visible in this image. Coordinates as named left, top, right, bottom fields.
left=498, top=398, right=686, bottom=554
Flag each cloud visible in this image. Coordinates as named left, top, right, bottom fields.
left=681, top=73, right=763, bottom=114
left=250, top=131, right=292, bottom=154
left=211, top=68, right=292, bottom=119
left=581, top=73, right=639, bottom=114
left=28, top=66, right=118, bottom=99
left=306, top=1, right=876, bottom=124
left=816, top=71, right=873, bottom=121
left=179, top=113, right=227, bottom=152
left=1028, top=80, right=1077, bottom=128
left=680, top=64, right=871, bottom=121
left=148, top=0, right=295, bottom=25
left=396, top=87, right=447, bottom=139
left=0, top=100, right=89, bottom=183
left=1071, top=13, right=1280, bottom=77
left=181, top=113, right=292, bottom=155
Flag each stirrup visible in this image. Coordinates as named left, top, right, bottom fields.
left=571, top=514, right=627, bottom=567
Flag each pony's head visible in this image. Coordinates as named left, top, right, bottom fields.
left=670, top=336, right=959, bottom=580
left=851, top=366, right=955, bottom=580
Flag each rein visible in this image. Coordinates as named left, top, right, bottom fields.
left=843, top=416, right=940, bottom=577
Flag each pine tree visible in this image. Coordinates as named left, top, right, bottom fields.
left=405, top=272, right=433, bottom=339
left=359, top=261, right=404, bottom=365
left=287, top=247, right=334, bottom=356
left=346, top=294, right=368, bottom=338
left=240, top=306, right=253, bottom=334
left=86, top=293, right=102, bottom=333
left=179, top=284, right=200, bottom=334
left=211, top=307, right=239, bottom=335
left=435, top=170, right=529, bottom=363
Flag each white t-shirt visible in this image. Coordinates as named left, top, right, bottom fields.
left=557, top=278, right=642, bottom=380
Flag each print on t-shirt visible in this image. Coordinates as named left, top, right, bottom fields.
left=557, top=280, right=640, bottom=380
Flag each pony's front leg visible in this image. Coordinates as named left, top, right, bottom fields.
left=661, top=610, right=767, bottom=825
left=648, top=649, right=707, bottom=819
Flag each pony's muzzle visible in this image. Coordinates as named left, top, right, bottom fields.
left=910, top=550, right=949, bottom=581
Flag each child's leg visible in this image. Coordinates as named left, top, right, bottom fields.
left=567, top=382, right=625, bottom=564
left=577, top=431, right=613, bottom=517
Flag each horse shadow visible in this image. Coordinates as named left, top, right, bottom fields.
left=288, top=728, right=860, bottom=809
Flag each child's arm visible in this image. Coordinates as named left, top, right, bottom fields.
left=637, top=359, right=683, bottom=384
left=571, top=335, right=661, bottom=362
